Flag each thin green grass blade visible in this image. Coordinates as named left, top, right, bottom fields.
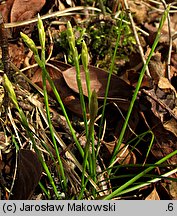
left=80, top=90, right=98, bottom=195
left=45, top=73, right=84, bottom=157
left=109, top=5, right=170, bottom=169
left=104, top=148, right=177, bottom=199
left=112, top=130, right=154, bottom=174
left=39, top=181, right=51, bottom=199
left=3, top=74, right=61, bottom=199
left=143, top=131, right=154, bottom=165
left=96, top=11, right=124, bottom=157
left=41, top=66, right=67, bottom=190
left=82, top=39, right=97, bottom=197
left=67, top=22, right=88, bottom=137
left=37, top=15, right=67, bottom=190
left=82, top=40, right=91, bottom=102
left=110, top=168, right=177, bottom=197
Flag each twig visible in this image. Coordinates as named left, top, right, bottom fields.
left=113, top=102, right=138, bottom=137
left=98, top=0, right=106, bottom=15
left=144, top=0, right=177, bottom=13
left=141, top=89, right=177, bottom=121
left=10, top=62, right=44, bottom=96
left=46, top=27, right=54, bottom=62
left=33, top=98, right=104, bottom=195
left=123, top=0, right=151, bottom=77
left=112, top=0, right=120, bottom=14
left=149, top=0, right=177, bottom=9
left=160, top=0, right=172, bottom=80
left=0, top=12, right=11, bottom=78
left=0, top=12, right=11, bottom=110
left=114, top=15, right=149, bottom=36
left=4, top=6, right=101, bottom=28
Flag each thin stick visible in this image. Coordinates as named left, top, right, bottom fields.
left=4, top=6, right=101, bottom=28
left=123, top=0, right=151, bottom=77
left=160, top=0, right=172, bottom=80
left=114, top=15, right=149, bottom=36
left=0, top=12, right=11, bottom=110
left=144, top=0, right=177, bottom=13
left=0, top=12, right=11, bottom=78
left=142, top=89, right=177, bottom=121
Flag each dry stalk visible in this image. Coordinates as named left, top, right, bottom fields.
left=160, top=0, right=172, bottom=80
left=123, top=0, right=151, bottom=77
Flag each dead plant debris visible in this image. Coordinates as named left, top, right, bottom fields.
left=0, top=0, right=176, bottom=200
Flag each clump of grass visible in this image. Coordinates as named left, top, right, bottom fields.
left=4, top=4, right=176, bottom=200
left=88, top=13, right=136, bottom=70
left=54, top=11, right=136, bottom=73
left=104, top=5, right=174, bottom=200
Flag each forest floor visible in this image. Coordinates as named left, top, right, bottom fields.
left=0, top=0, right=177, bottom=200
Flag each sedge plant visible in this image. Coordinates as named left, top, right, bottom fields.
left=103, top=5, right=176, bottom=199
left=3, top=74, right=61, bottom=199
left=20, top=16, right=99, bottom=199
left=7, top=4, right=175, bottom=200
left=20, top=15, right=84, bottom=197
left=67, top=22, right=99, bottom=198
left=109, top=6, right=170, bottom=170
left=21, top=15, right=68, bottom=192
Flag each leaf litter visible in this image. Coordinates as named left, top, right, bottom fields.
left=0, top=0, right=176, bottom=200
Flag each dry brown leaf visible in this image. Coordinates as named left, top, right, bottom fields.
left=102, top=102, right=139, bottom=142
left=49, top=60, right=71, bottom=71
left=145, top=187, right=160, bottom=200
left=11, top=149, right=42, bottom=200
left=156, top=77, right=176, bottom=115
left=126, top=69, right=153, bottom=89
left=9, top=43, right=25, bottom=68
left=101, top=140, right=136, bottom=165
left=148, top=52, right=166, bottom=83
left=164, top=118, right=177, bottom=137
left=168, top=182, right=177, bottom=199
left=31, top=64, right=63, bottom=92
left=142, top=104, right=177, bottom=164
left=0, top=0, right=14, bottom=22
left=129, top=0, right=148, bottom=24
left=32, top=63, right=133, bottom=117
left=62, top=65, right=133, bottom=99
left=10, top=0, right=46, bottom=22
left=31, top=63, right=87, bottom=117
left=158, top=77, right=176, bottom=95
left=116, top=143, right=136, bottom=165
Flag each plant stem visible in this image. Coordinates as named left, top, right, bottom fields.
left=109, top=6, right=170, bottom=171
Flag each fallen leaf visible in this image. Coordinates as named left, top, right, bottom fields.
left=11, top=149, right=43, bottom=200
left=0, top=0, right=14, bottom=23
left=148, top=51, right=166, bottom=83
left=10, top=0, right=46, bottom=22
left=126, top=69, right=153, bottom=89
left=31, top=63, right=87, bottom=117
left=157, top=183, right=173, bottom=200
left=9, top=43, right=25, bottom=68
left=158, top=77, right=176, bottom=95
left=101, top=136, right=136, bottom=166
left=142, top=100, right=177, bottom=164
left=164, top=118, right=177, bottom=137
left=101, top=102, right=139, bottom=142
left=129, top=0, right=148, bottom=24
left=145, top=187, right=160, bottom=200
left=168, top=181, right=177, bottom=199
left=32, top=63, right=133, bottom=117
left=62, top=65, right=133, bottom=99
